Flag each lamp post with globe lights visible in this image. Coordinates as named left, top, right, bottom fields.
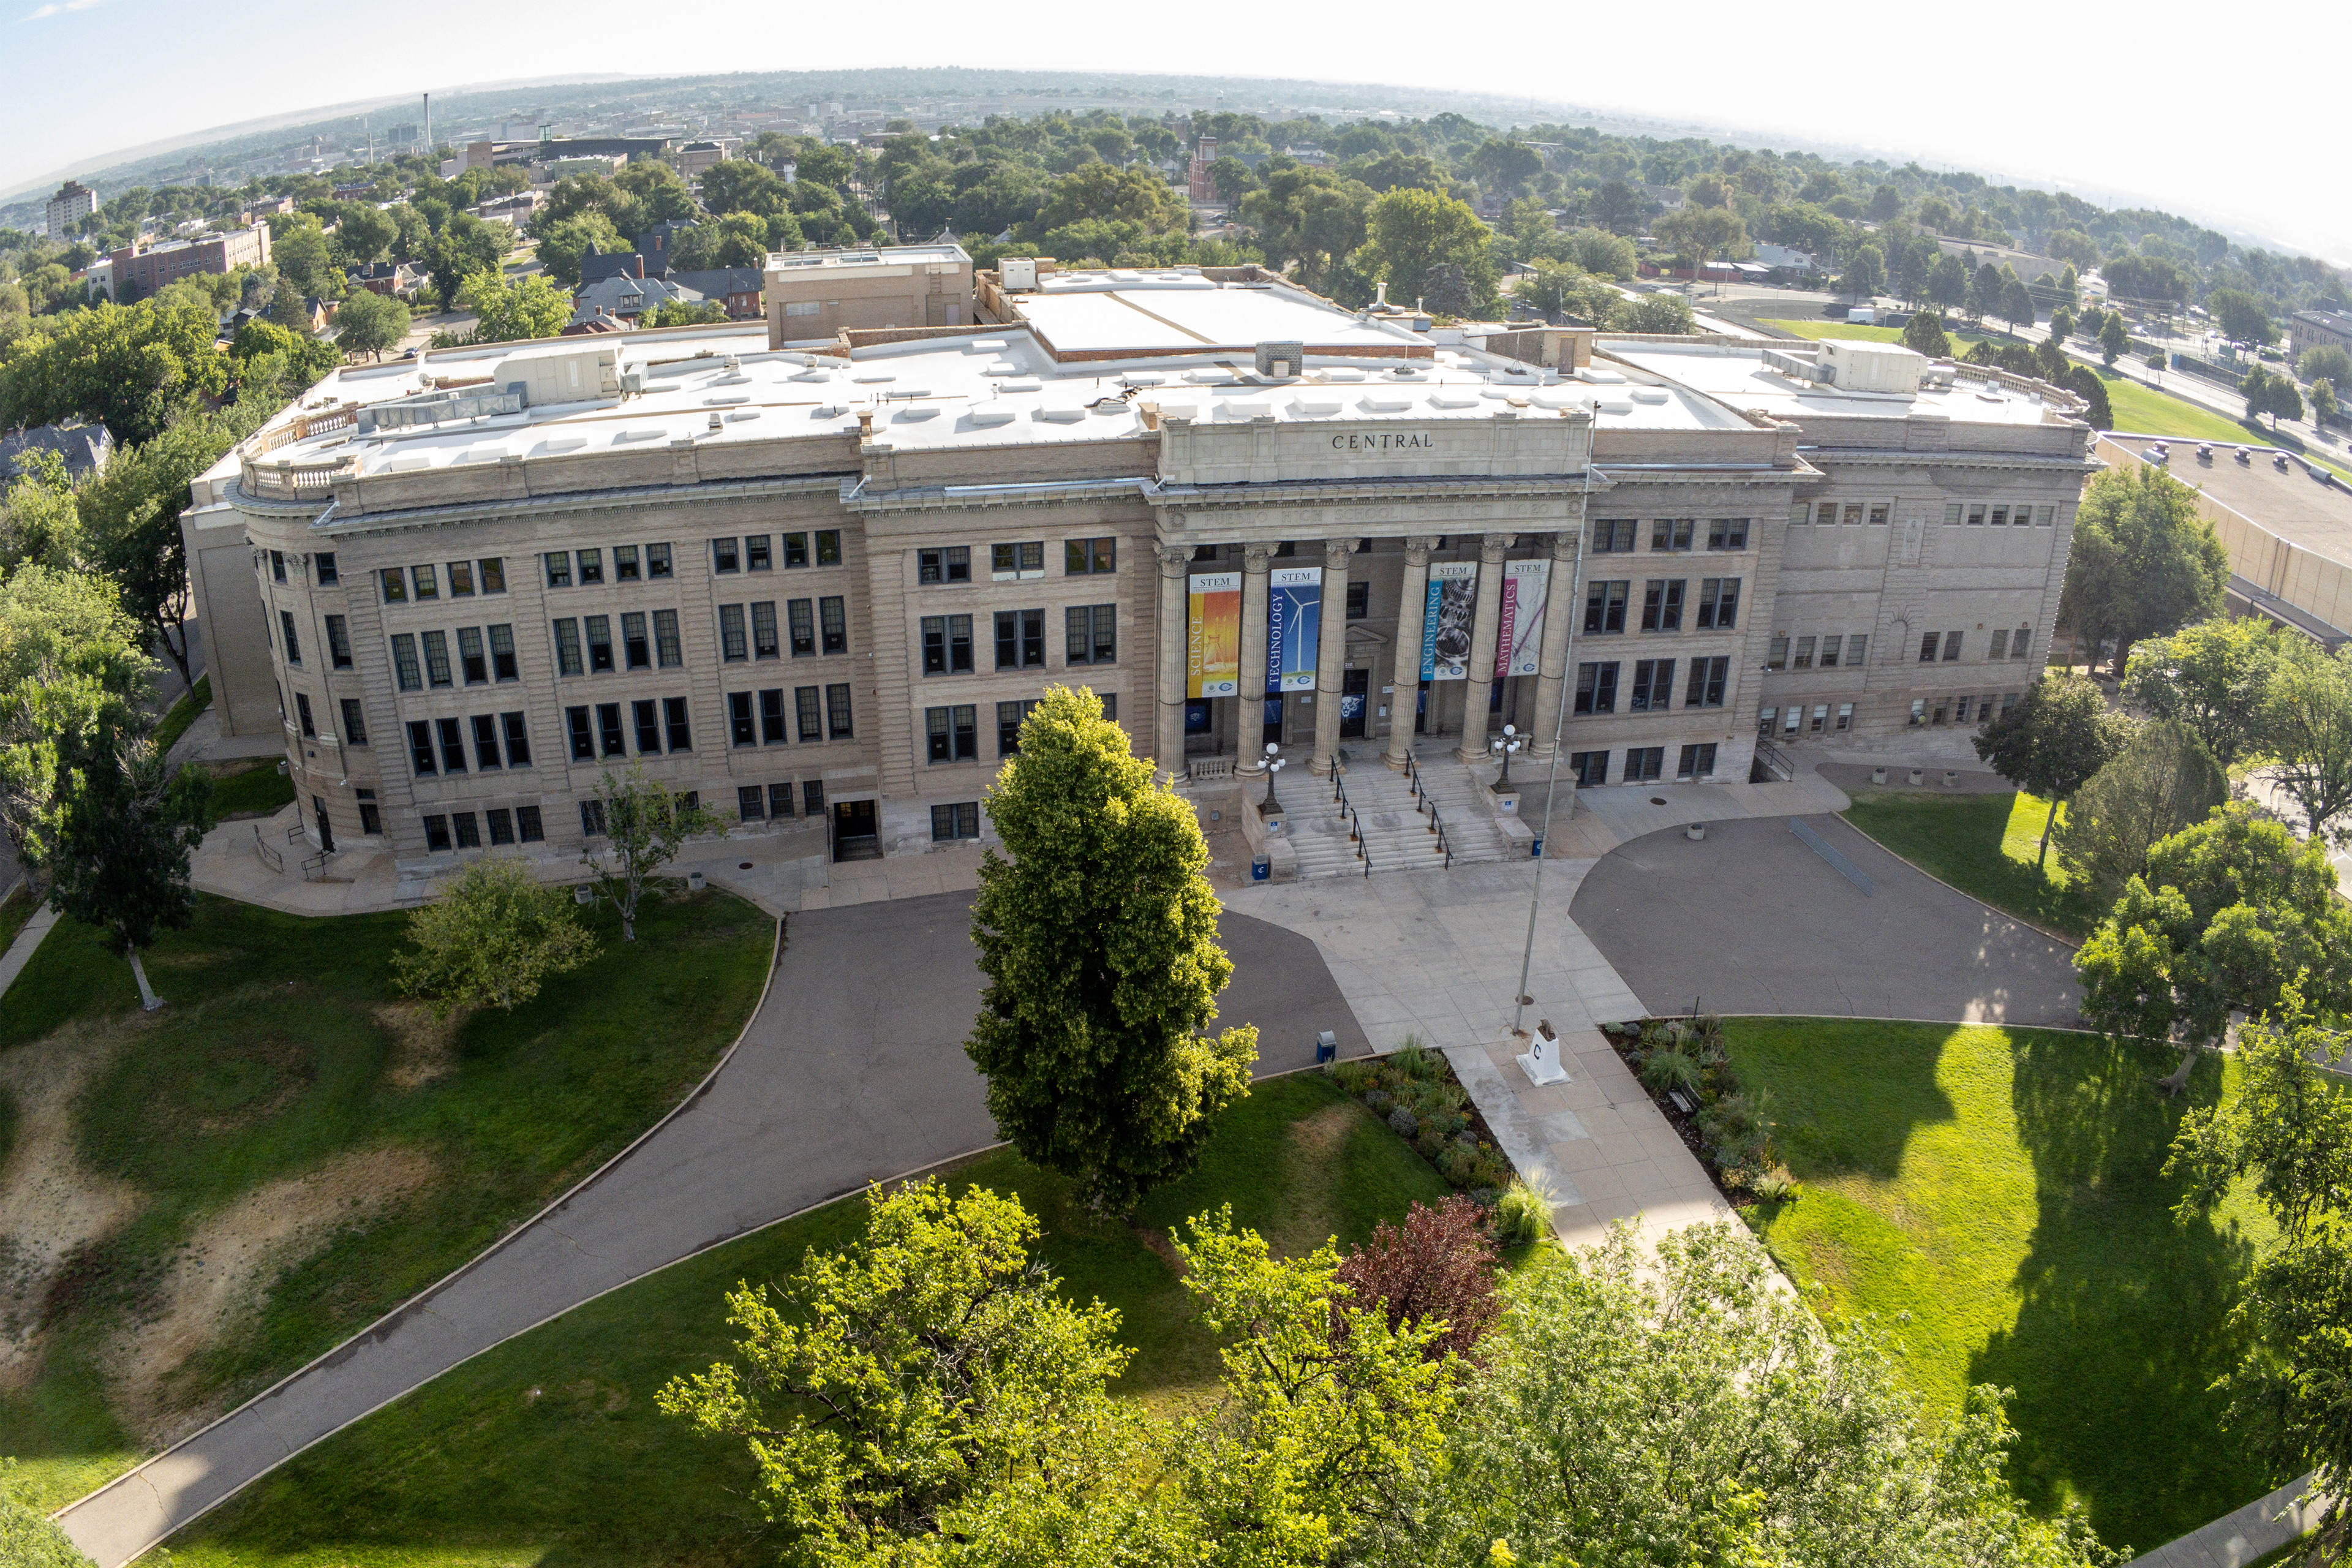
left=1261, top=742, right=1286, bottom=813
left=1490, top=725, right=1522, bottom=791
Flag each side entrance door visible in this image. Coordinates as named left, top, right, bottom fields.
left=1339, top=669, right=1369, bottom=737
left=312, top=796, right=334, bottom=854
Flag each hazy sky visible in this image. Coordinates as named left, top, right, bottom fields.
left=11, top=0, right=2346, bottom=265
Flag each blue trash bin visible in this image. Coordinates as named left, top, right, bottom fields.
left=1314, top=1030, right=1337, bottom=1065
left=1530, top=836, right=1544, bottom=858
left=1251, top=854, right=1270, bottom=882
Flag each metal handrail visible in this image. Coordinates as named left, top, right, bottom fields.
left=252, top=825, right=283, bottom=873
left=301, top=850, right=331, bottom=881
left=285, top=820, right=306, bottom=843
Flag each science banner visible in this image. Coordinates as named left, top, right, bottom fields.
left=1187, top=571, right=1241, bottom=698
left=1496, top=559, right=1550, bottom=679
left=1421, top=562, right=1478, bottom=681
left=1267, top=566, right=1322, bottom=693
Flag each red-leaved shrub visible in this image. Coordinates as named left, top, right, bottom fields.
left=1333, top=1193, right=1502, bottom=1360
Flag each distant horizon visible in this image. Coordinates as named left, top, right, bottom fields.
left=3, top=18, right=2340, bottom=268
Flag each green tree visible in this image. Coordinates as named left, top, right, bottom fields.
left=1627, top=292, right=1697, bottom=334
left=965, top=686, right=1256, bottom=1210
left=669, top=211, right=771, bottom=271
left=391, top=857, right=597, bottom=1016
left=1902, top=309, right=1953, bottom=358
left=40, top=730, right=213, bottom=1011
left=1564, top=225, right=1637, bottom=279
left=0, top=565, right=149, bottom=886
left=1360, top=187, right=1497, bottom=314
left=1513, top=258, right=1589, bottom=320
left=2049, top=304, right=2075, bottom=344
left=332, top=287, right=409, bottom=360
left=428, top=212, right=507, bottom=307
left=1839, top=243, right=1885, bottom=301
left=2239, top=365, right=2304, bottom=430
left=2059, top=463, right=2228, bottom=677
left=1206, top=155, right=1259, bottom=203
left=1589, top=178, right=1643, bottom=235
left=1972, top=673, right=2132, bottom=868
left=2204, top=287, right=2276, bottom=345
left=2311, top=377, right=2340, bottom=424
left=2261, top=643, right=2352, bottom=843
left=0, top=298, right=230, bottom=444
left=0, top=450, right=85, bottom=576
left=1866, top=183, right=1904, bottom=222
left=2062, top=365, right=2114, bottom=429
left=533, top=211, right=628, bottom=288
left=644, top=298, right=729, bottom=328
left=1039, top=161, right=1185, bottom=231
left=694, top=159, right=784, bottom=221
left=0, top=1460, right=94, bottom=1568
left=579, top=763, right=716, bottom=941
left=2098, top=310, right=2130, bottom=367
left=1926, top=252, right=1969, bottom=314
left=268, top=213, right=341, bottom=300
left=2052, top=718, right=2228, bottom=908
left=1241, top=167, right=1373, bottom=295
left=2296, top=342, right=2352, bottom=390
left=328, top=203, right=398, bottom=270
left=2000, top=272, right=2037, bottom=332
left=1656, top=205, right=1746, bottom=286
left=458, top=271, right=570, bottom=344
left=2122, top=616, right=2289, bottom=767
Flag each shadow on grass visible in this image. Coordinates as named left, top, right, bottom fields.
left=1722, top=1017, right=1958, bottom=1180
left=1840, top=791, right=2103, bottom=939
left=1968, top=1033, right=2274, bottom=1553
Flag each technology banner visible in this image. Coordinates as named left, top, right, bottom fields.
left=1421, top=562, right=1478, bottom=681
left=1186, top=571, right=1241, bottom=698
left=1496, top=559, right=1549, bottom=679
left=1267, top=566, right=1322, bottom=693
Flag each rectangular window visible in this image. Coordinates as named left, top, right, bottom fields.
left=1570, top=750, right=1608, bottom=786
left=1918, top=631, right=1941, bottom=663
left=1759, top=706, right=1776, bottom=736
left=2012, top=625, right=2030, bottom=661
left=996, top=609, right=1045, bottom=669
left=489, top=624, right=517, bottom=680
left=713, top=537, right=740, bottom=573
left=745, top=534, right=772, bottom=571
left=819, top=597, right=847, bottom=654
left=1909, top=698, right=1929, bottom=726
left=1649, top=518, right=1694, bottom=552
left=1811, top=501, right=1838, bottom=526
left=662, top=696, right=692, bottom=752
left=997, top=698, right=1042, bottom=755
left=1625, top=746, right=1664, bottom=782
left=1943, top=630, right=1964, bottom=662
left=586, top=616, right=613, bottom=673
left=270, top=549, right=287, bottom=583
left=729, top=691, right=756, bottom=747
left=448, top=560, right=475, bottom=597
left=918, top=545, right=971, bottom=584
left=782, top=532, right=810, bottom=569
left=1640, top=579, right=1684, bottom=631
left=767, top=782, right=794, bottom=819
left=423, top=814, right=451, bottom=851
left=470, top=712, right=502, bottom=771
left=1966, top=503, right=1988, bottom=526
left=1574, top=661, right=1619, bottom=715
left=922, top=614, right=976, bottom=675
left=932, top=802, right=982, bottom=841
left=436, top=717, right=467, bottom=773
left=1810, top=703, right=1830, bottom=732
left=815, top=530, right=841, bottom=566
left=1944, top=503, right=1964, bottom=526
left=1694, top=579, right=1738, bottom=630
left=392, top=633, right=422, bottom=690
left=646, top=544, right=672, bottom=579
left=421, top=630, right=452, bottom=687
left=451, top=812, right=481, bottom=850
left=1583, top=580, right=1629, bottom=635
left=1346, top=581, right=1370, bottom=620
left=340, top=698, right=368, bottom=745
left=568, top=706, right=594, bottom=760
left=1592, top=518, right=1638, bottom=552
left=927, top=704, right=979, bottom=763
left=411, top=565, right=439, bottom=600
left=552, top=619, right=583, bottom=676
left=501, top=712, right=530, bottom=767
left=760, top=688, right=787, bottom=744
left=1956, top=695, right=1974, bottom=724
left=654, top=609, right=682, bottom=668
left=1706, top=517, right=1749, bottom=551
left=718, top=605, right=747, bottom=662
left=1989, top=505, right=2010, bottom=527
left=581, top=799, right=607, bottom=839
left=614, top=544, right=640, bottom=582
left=486, top=808, right=514, bottom=846
left=788, top=599, right=815, bottom=657
left=597, top=703, right=625, bottom=758
left=359, top=799, right=382, bottom=835
left=280, top=609, right=302, bottom=666
left=738, top=785, right=766, bottom=821
left=633, top=699, right=661, bottom=754
left=1766, top=635, right=1788, bottom=671
left=825, top=684, right=853, bottom=739
left=315, top=552, right=338, bottom=586
left=1846, top=635, right=1868, bottom=666
left=1066, top=605, right=1116, bottom=665
left=803, top=778, right=826, bottom=816
left=458, top=627, right=487, bottom=684
left=408, top=720, right=437, bottom=775
left=752, top=601, right=779, bottom=658
left=1819, top=634, right=1842, bottom=668
left=1868, top=503, right=1889, bottom=526
left=479, top=557, right=506, bottom=594
left=1676, top=742, right=1718, bottom=779
left=516, top=805, right=543, bottom=843
left=990, top=541, right=1046, bottom=581
left=1629, top=658, right=1675, bottom=712
left=1065, top=537, right=1117, bottom=574
left=325, top=614, right=352, bottom=669
left=1783, top=705, right=1802, bottom=736
left=624, top=611, right=652, bottom=669
left=1792, top=635, right=1815, bottom=669
left=1988, top=628, right=2010, bottom=660
left=795, top=687, right=823, bottom=742
left=1684, top=656, right=1728, bottom=708
left=2035, top=505, right=2055, bottom=526
left=1837, top=702, right=1853, bottom=731
left=295, top=692, right=315, bottom=737
left=380, top=567, right=407, bottom=603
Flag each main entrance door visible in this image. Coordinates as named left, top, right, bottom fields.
left=1340, top=669, right=1369, bottom=738
left=312, top=796, right=334, bottom=854
left=832, top=799, right=880, bottom=862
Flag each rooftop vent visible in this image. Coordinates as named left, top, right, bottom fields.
left=1000, top=257, right=1039, bottom=291
left=1254, top=341, right=1305, bottom=379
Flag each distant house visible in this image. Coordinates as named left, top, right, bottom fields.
left=571, top=274, right=699, bottom=325
left=348, top=260, right=422, bottom=298
left=560, top=309, right=628, bottom=336
left=636, top=220, right=698, bottom=275
left=579, top=244, right=652, bottom=285
left=2289, top=309, right=2352, bottom=360
left=0, top=420, right=113, bottom=481
left=667, top=266, right=763, bottom=320
left=1751, top=243, right=1821, bottom=275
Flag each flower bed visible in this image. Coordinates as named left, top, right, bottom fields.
left=1601, top=1016, right=1795, bottom=1205
left=1323, top=1039, right=1517, bottom=1200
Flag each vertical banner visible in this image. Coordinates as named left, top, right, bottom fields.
left=1497, top=559, right=1550, bottom=679
left=1186, top=571, right=1241, bottom=698
left=1267, top=565, right=1322, bottom=693
left=1422, top=562, right=1478, bottom=681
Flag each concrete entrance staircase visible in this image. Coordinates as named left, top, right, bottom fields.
left=1283, top=747, right=1513, bottom=880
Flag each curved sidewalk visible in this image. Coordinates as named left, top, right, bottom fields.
left=58, top=891, right=1363, bottom=1566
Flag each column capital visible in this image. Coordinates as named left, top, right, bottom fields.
left=1241, top=542, right=1278, bottom=570
left=1479, top=532, right=1516, bottom=565
left=1550, top=529, right=1580, bottom=561
left=1158, top=545, right=1193, bottom=575
left=1323, top=537, right=1354, bottom=569
left=1403, top=534, right=1439, bottom=567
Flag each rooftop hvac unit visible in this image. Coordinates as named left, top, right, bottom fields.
left=1000, top=257, right=1038, bottom=291
left=1254, top=341, right=1305, bottom=379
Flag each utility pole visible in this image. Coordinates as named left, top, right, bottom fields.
left=423, top=92, right=432, bottom=157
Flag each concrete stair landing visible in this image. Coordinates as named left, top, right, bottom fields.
left=1283, top=750, right=1512, bottom=879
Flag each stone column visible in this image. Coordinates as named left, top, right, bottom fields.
left=1456, top=533, right=1516, bottom=765
left=1528, top=527, right=1583, bottom=760
left=1155, top=545, right=1191, bottom=778
left=1237, top=542, right=1275, bottom=772
left=1385, top=536, right=1437, bottom=770
left=1310, top=537, right=1351, bottom=777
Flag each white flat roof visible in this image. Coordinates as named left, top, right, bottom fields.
left=1013, top=278, right=1412, bottom=356
left=1603, top=341, right=2068, bottom=427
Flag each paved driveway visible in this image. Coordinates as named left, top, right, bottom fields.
left=1568, top=815, right=2082, bottom=1025
left=60, top=892, right=1357, bottom=1567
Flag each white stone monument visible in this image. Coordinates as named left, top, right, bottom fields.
left=1517, top=1019, right=1570, bottom=1087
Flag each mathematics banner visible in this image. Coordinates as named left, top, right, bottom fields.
left=1421, top=562, right=1478, bottom=682
left=1186, top=571, right=1242, bottom=698
left=1267, top=566, right=1322, bottom=693
left=1496, top=559, right=1549, bottom=679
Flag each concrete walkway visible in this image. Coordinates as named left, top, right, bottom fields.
left=0, top=903, right=60, bottom=1004
left=2124, top=1473, right=2329, bottom=1568
left=54, top=892, right=1361, bottom=1567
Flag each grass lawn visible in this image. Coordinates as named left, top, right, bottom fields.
left=1841, top=789, right=2103, bottom=940
left=0, top=889, right=773, bottom=1511
left=206, top=759, right=298, bottom=820
left=1732, top=1019, right=2280, bottom=1553
left=0, top=879, right=35, bottom=959
left=152, top=674, right=213, bottom=758
left=162, top=1074, right=1469, bottom=1568
left=1758, top=317, right=2002, bottom=353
